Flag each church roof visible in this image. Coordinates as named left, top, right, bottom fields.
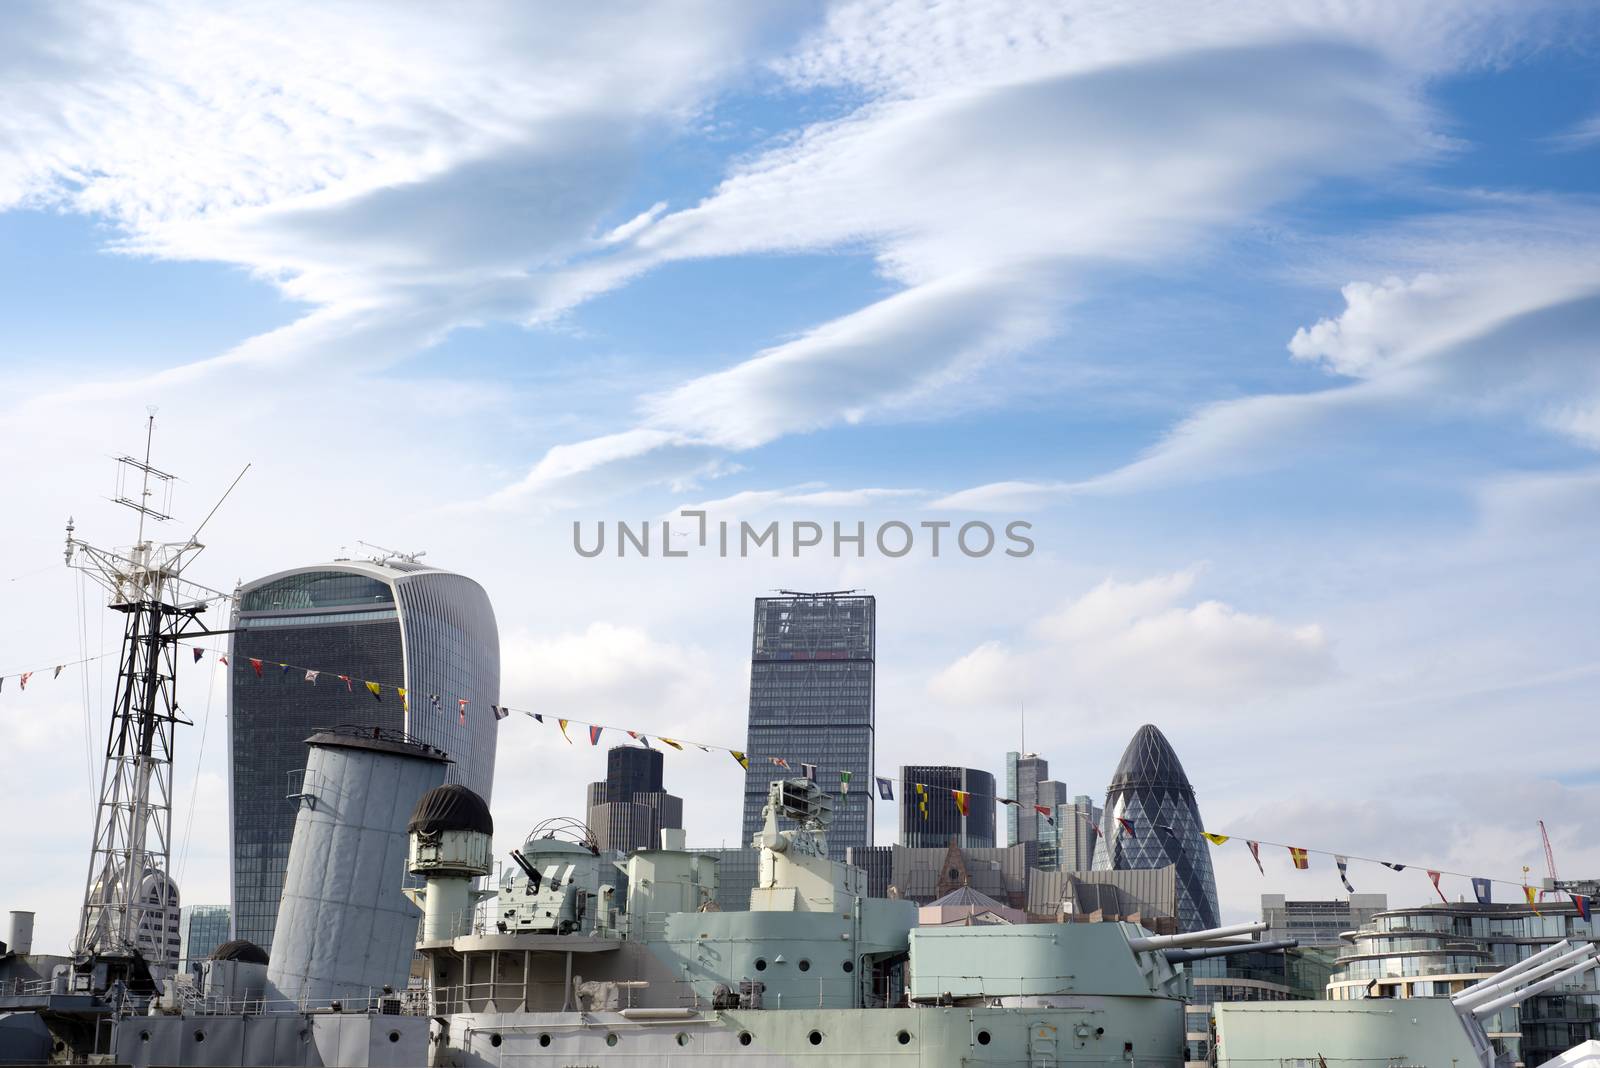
left=927, top=884, right=1009, bottom=911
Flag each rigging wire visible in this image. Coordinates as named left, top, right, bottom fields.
left=74, top=571, right=99, bottom=819
left=175, top=636, right=221, bottom=889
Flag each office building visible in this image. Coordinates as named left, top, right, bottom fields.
left=1185, top=946, right=1335, bottom=1066
left=228, top=558, right=500, bottom=952
left=1328, top=896, right=1600, bottom=1067
left=1261, top=893, right=1387, bottom=949
left=585, top=746, right=683, bottom=854
left=132, top=870, right=181, bottom=970
left=1093, top=724, right=1220, bottom=932
left=899, top=765, right=996, bottom=849
left=739, top=592, right=875, bottom=861
left=1004, top=752, right=1050, bottom=848
left=177, top=904, right=231, bottom=975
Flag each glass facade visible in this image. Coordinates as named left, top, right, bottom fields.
left=228, top=562, right=499, bottom=953
left=178, top=904, right=231, bottom=974
left=1329, top=900, right=1600, bottom=1067
left=1093, top=724, right=1220, bottom=932
left=739, top=594, right=874, bottom=860
left=585, top=746, right=682, bottom=853
left=898, top=765, right=996, bottom=849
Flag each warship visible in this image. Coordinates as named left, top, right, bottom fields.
left=3, top=424, right=1598, bottom=1066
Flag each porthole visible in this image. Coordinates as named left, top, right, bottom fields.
left=738, top=1031, right=753, bottom=1046
left=193, top=1030, right=206, bottom=1043
left=538, top=1033, right=551, bottom=1047
left=977, top=1030, right=992, bottom=1045
left=754, top=958, right=768, bottom=971
left=489, top=1033, right=502, bottom=1048
left=842, top=960, right=854, bottom=973
left=139, top=1031, right=151, bottom=1043
left=798, top=959, right=811, bottom=972
left=606, top=1033, right=619, bottom=1047
left=388, top=1031, right=401, bottom=1044
left=676, top=1033, right=690, bottom=1046
left=897, top=1029, right=912, bottom=1045
left=808, top=1030, right=823, bottom=1046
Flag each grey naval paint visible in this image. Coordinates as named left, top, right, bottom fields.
left=264, top=729, right=448, bottom=1006
left=227, top=559, right=499, bottom=953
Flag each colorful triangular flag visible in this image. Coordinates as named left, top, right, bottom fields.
left=1473, top=878, right=1492, bottom=905
left=1335, top=855, right=1354, bottom=893
left=589, top=725, right=603, bottom=746
left=558, top=719, right=572, bottom=743
left=397, top=686, right=407, bottom=710
left=19, top=672, right=32, bottom=691
left=915, top=783, right=928, bottom=820
left=1571, top=893, right=1591, bottom=921
left=876, top=777, right=894, bottom=801
left=1246, top=840, right=1265, bottom=875
left=1034, top=804, right=1054, bottom=826
left=1288, top=847, right=1309, bottom=870
left=278, top=662, right=290, bottom=675
left=730, top=750, right=749, bottom=769
left=192, top=649, right=203, bottom=664
left=53, top=665, right=63, bottom=678
left=1381, top=862, right=1405, bottom=872
left=249, top=658, right=263, bottom=678
left=304, top=670, right=319, bottom=684
left=338, top=674, right=351, bottom=692
left=1524, top=885, right=1541, bottom=914
left=458, top=697, right=468, bottom=725
left=365, top=680, right=381, bottom=700
left=1202, top=832, right=1230, bottom=846
left=771, top=756, right=790, bottom=769
left=1427, top=870, right=1447, bottom=904
left=493, top=704, right=510, bottom=721
left=952, top=790, right=970, bottom=816
left=839, top=769, right=851, bottom=794
left=659, top=738, right=683, bottom=751
left=1117, top=817, right=1136, bottom=839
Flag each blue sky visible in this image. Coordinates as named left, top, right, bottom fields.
left=3, top=1, right=1600, bottom=950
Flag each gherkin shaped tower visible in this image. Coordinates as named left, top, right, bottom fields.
left=1092, top=724, right=1219, bottom=931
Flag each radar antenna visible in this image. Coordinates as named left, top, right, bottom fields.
left=64, top=412, right=238, bottom=992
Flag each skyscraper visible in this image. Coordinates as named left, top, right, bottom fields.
left=1004, top=751, right=1050, bottom=848
left=227, top=558, right=499, bottom=952
left=739, top=591, right=875, bottom=860
left=899, top=765, right=996, bottom=849
left=586, top=746, right=683, bottom=854
left=177, top=905, right=230, bottom=975
left=1092, top=724, right=1219, bottom=932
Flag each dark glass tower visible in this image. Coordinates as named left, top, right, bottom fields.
left=585, top=746, right=683, bottom=854
left=1092, top=724, right=1219, bottom=932
left=899, top=765, right=996, bottom=849
left=227, top=560, right=499, bottom=952
left=739, top=592, right=875, bottom=860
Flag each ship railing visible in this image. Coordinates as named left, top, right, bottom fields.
left=3, top=977, right=59, bottom=997
left=176, top=990, right=426, bottom=1017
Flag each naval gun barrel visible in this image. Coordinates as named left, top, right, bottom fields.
left=1468, top=949, right=1600, bottom=1018
left=1128, top=921, right=1268, bottom=953
left=1164, top=938, right=1299, bottom=964
left=1451, top=940, right=1574, bottom=1009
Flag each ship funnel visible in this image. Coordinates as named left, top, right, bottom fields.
left=1165, top=938, right=1298, bottom=964
left=265, top=727, right=449, bottom=1007
left=1128, top=920, right=1268, bottom=953
left=1451, top=940, right=1575, bottom=1009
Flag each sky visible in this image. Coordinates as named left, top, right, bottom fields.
left=3, top=0, right=1600, bottom=954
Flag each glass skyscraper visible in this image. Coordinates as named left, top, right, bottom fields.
left=739, top=592, right=875, bottom=860
left=898, top=765, right=996, bottom=849
left=1092, top=724, right=1219, bottom=932
left=585, top=746, right=683, bottom=854
left=227, top=559, right=499, bottom=952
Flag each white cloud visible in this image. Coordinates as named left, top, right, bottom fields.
left=928, top=569, right=1334, bottom=714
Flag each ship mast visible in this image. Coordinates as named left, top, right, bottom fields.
left=65, top=411, right=229, bottom=988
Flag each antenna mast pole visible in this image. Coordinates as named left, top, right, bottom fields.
left=65, top=412, right=227, bottom=990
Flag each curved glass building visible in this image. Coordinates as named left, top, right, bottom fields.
left=227, top=559, right=499, bottom=952
left=1092, top=724, right=1219, bottom=932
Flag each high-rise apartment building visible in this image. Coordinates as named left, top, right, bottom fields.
left=585, top=746, right=683, bottom=854
left=228, top=558, right=499, bottom=952
left=739, top=592, right=875, bottom=860
left=898, top=765, right=996, bottom=849
left=1093, top=724, right=1220, bottom=932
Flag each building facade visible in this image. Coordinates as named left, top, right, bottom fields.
left=1328, top=898, right=1600, bottom=1067
left=585, top=746, right=683, bottom=854
left=177, top=905, right=231, bottom=975
left=1185, top=946, right=1334, bottom=1066
left=739, top=592, right=875, bottom=860
left=1044, top=793, right=1102, bottom=872
left=1262, top=893, right=1388, bottom=948
left=899, top=765, right=996, bottom=849
left=227, top=559, right=500, bottom=952
left=1092, top=724, right=1220, bottom=932
left=133, top=871, right=181, bottom=970
left=1004, top=752, right=1050, bottom=850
